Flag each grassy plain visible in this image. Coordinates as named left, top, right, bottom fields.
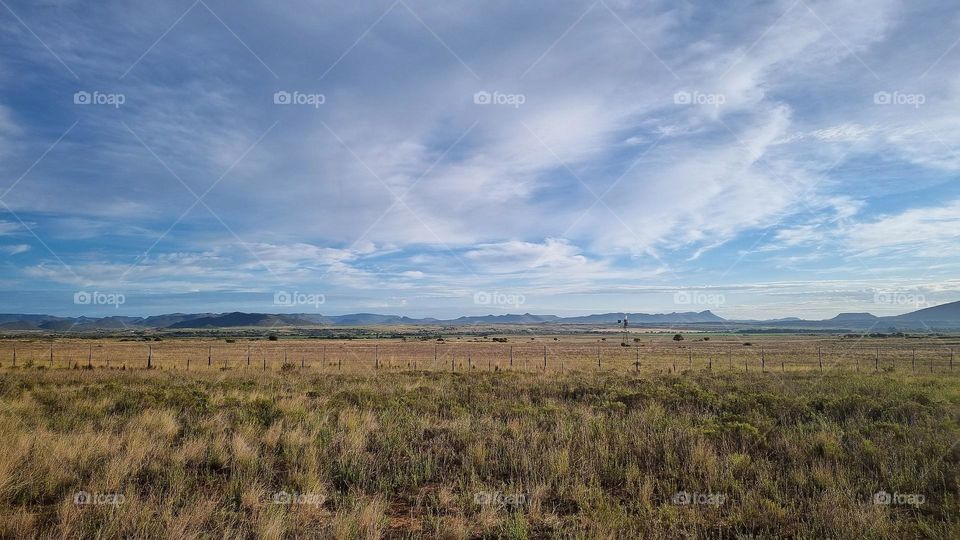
left=0, top=334, right=958, bottom=538
left=1, top=333, right=958, bottom=374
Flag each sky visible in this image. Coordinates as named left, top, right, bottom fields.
left=1, top=0, right=959, bottom=319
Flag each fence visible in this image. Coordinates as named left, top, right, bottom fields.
left=0, top=340, right=956, bottom=374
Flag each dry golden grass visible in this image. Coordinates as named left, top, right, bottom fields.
left=1, top=333, right=957, bottom=374
left=0, top=335, right=957, bottom=537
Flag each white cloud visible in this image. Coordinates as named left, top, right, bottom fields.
left=0, top=244, right=30, bottom=255
left=845, top=200, right=960, bottom=257
left=464, top=238, right=590, bottom=274
left=0, top=221, right=20, bottom=235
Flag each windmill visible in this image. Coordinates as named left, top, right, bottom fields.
left=618, top=313, right=629, bottom=345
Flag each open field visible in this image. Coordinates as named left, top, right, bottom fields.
left=0, top=334, right=958, bottom=374
left=0, top=335, right=958, bottom=538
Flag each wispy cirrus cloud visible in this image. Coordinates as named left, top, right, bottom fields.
left=0, top=244, right=30, bottom=255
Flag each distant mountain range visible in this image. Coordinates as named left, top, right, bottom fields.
left=0, top=310, right=724, bottom=330
left=1, top=301, right=959, bottom=331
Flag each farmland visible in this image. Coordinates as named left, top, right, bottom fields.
left=1, top=333, right=959, bottom=374
left=0, top=334, right=958, bottom=538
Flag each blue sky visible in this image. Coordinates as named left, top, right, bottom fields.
left=1, top=0, right=959, bottom=319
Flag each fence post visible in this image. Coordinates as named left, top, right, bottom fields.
left=543, top=346, right=547, bottom=371
left=951, top=349, right=955, bottom=371
left=509, top=346, right=513, bottom=368
left=912, top=348, right=915, bottom=372
left=187, top=355, right=190, bottom=370
left=12, top=345, right=16, bottom=367
left=247, top=345, right=251, bottom=368
left=375, top=345, right=379, bottom=370
left=87, top=345, right=92, bottom=369
left=148, top=345, right=152, bottom=369
left=49, top=345, right=53, bottom=368
left=818, top=346, right=822, bottom=372
left=208, top=346, right=212, bottom=367
left=597, top=346, right=601, bottom=369
left=635, top=347, right=640, bottom=372
left=709, top=356, right=712, bottom=371
left=875, top=347, right=879, bottom=371
left=688, top=350, right=692, bottom=370
left=761, top=347, right=765, bottom=373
